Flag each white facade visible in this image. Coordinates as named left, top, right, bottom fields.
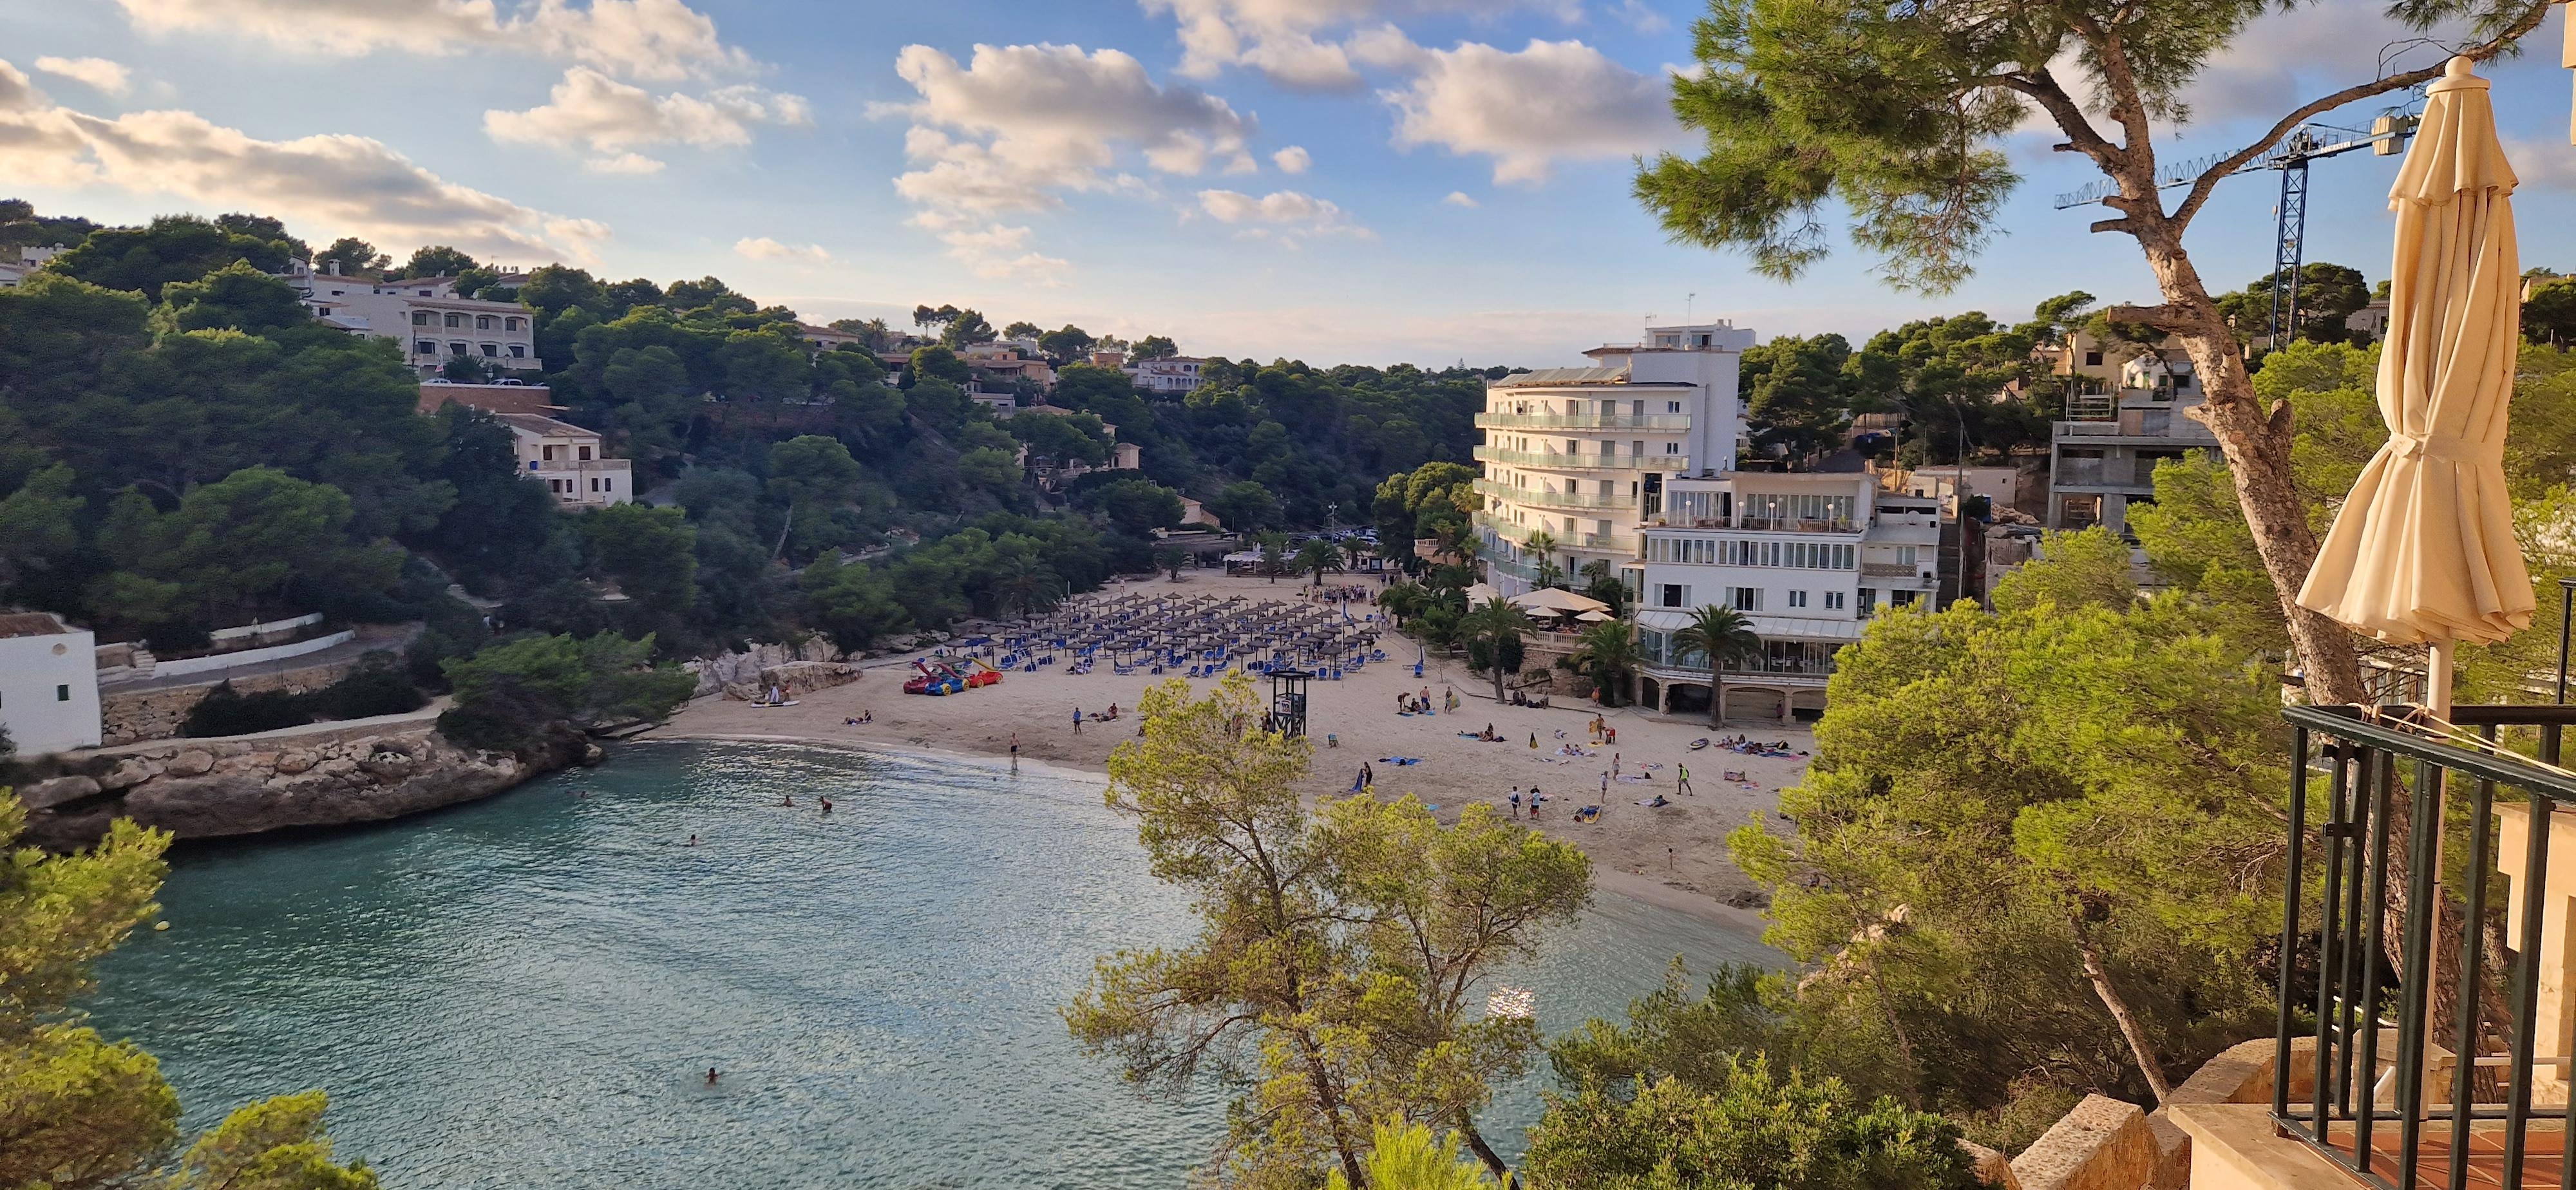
left=1127, top=356, right=1206, bottom=395
left=498, top=414, right=631, bottom=507
left=0, top=612, right=101, bottom=756
left=299, top=273, right=542, bottom=375
left=1627, top=471, right=1944, bottom=721
left=0, top=246, right=62, bottom=288
left=1473, top=321, right=1756, bottom=596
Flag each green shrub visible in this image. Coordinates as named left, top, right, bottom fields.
left=180, top=682, right=309, bottom=738
left=305, top=655, right=427, bottom=721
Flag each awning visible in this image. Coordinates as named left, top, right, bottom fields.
left=1507, top=587, right=1611, bottom=614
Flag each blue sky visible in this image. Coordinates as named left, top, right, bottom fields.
left=5, top=0, right=2575, bottom=366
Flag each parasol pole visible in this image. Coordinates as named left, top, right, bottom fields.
left=2429, top=638, right=2457, bottom=720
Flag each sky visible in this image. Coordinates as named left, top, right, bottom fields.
left=5, top=0, right=2575, bottom=368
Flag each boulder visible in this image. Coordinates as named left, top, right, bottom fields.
left=274, top=751, right=317, bottom=775
left=99, top=759, right=162, bottom=791
left=166, top=750, right=216, bottom=777
left=19, top=775, right=104, bottom=811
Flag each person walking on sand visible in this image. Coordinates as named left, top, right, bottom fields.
left=1600, top=770, right=1609, bottom=798
left=1010, top=732, right=1020, bottom=770
left=1072, top=706, right=1083, bottom=733
left=1528, top=786, right=1541, bottom=820
left=1508, top=787, right=1521, bottom=819
left=1613, top=752, right=1622, bottom=778
left=1677, top=763, right=1693, bottom=796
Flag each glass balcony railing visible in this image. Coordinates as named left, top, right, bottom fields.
left=1475, top=446, right=1683, bottom=473
left=1475, top=412, right=1693, bottom=431
left=1475, top=480, right=1637, bottom=511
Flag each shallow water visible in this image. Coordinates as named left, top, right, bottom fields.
left=87, top=741, right=1775, bottom=1188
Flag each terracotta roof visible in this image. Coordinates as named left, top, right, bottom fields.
left=0, top=610, right=73, bottom=639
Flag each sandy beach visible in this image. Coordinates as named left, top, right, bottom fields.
left=658, top=573, right=1811, bottom=927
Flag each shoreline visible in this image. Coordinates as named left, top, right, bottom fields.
left=649, top=576, right=1817, bottom=938
left=651, top=725, right=1777, bottom=938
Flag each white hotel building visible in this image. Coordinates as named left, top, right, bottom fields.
left=1473, top=321, right=1946, bottom=722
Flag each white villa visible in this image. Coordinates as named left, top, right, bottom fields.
left=0, top=610, right=101, bottom=756
left=497, top=413, right=631, bottom=507
left=298, top=269, right=542, bottom=376
left=1473, top=319, right=1951, bottom=722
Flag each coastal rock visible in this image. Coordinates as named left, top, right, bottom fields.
left=166, top=750, right=216, bottom=777
left=20, top=775, right=104, bottom=811
left=18, top=720, right=583, bottom=850
left=581, top=742, right=605, bottom=766
left=1723, top=888, right=1770, bottom=910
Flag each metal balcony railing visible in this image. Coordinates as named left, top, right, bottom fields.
left=2273, top=698, right=2576, bottom=1189
left=1475, top=412, right=1693, bottom=430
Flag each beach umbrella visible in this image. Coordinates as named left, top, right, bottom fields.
left=2297, top=55, right=2532, bottom=717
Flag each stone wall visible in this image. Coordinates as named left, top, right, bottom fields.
left=98, top=657, right=370, bottom=747
left=1980, top=1037, right=2306, bottom=1190
left=13, top=717, right=588, bottom=851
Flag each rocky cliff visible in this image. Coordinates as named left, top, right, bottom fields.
left=684, top=636, right=866, bottom=701
left=11, top=717, right=592, bottom=851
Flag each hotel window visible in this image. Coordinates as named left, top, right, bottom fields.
left=1666, top=401, right=1681, bottom=413
left=410, top=311, right=433, bottom=326
left=476, top=315, right=497, bottom=330
left=414, top=340, right=436, bottom=355
left=509, top=345, right=527, bottom=358
left=1658, top=583, right=1687, bottom=609
left=480, top=343, right=499, bottom=357
left=507, top=316, right=526, bottom=331
left=1786, top=590, right=1808, bottom=609
left=1566, top=399, right=1584, bottom=415
left=57, top=684, right=71, bottom=701
left=578, top=445, right=592, bottom=460
left=1631, top=401, right=1644, bottom=417
left=1891, top=589, right=1920, bottom=607
left=445, top=313, right=465, bottom=328
left=1631, top=440, right=1644, bottom=457
left=2085, top=350, right=2104, bottom=366
left=542, top=445, right=558, bottom=461
left=448, top=341, right=469, bottom=356
left=1663, top=442, right=1681, bottom=455
left=1824, top=591, right=1846, bottom=610
left=1727, top=587, right=1761, bottom=611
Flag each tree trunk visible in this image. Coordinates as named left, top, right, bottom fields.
left=1709, top=666, right=1725, bottom=729
left=2130, top=233, right=2367, bottom=706
left=1456, top=1111, right=1511, bottom=1184
left=2075, top=925, right=2174, bottom=1106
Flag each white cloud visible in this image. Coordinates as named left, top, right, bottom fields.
left=584, top=150, right=666, bottom=174
left=907, top=210, right=1071, bottom=284
left=33, top=57, right=132, bottom=96
left=110, top=0, right=750, bottom=81
left=484, top=66, right=807, bottom=155
left=1272, top=144, right=1311, bottom=173
left=1142, top=0, right=1576, bottom=89
left=1607, top=0, right=1669, bottom=33
left=1443, top=190, right=1479, bottom=207
left=1382, top=38, right=1680, bottom=184
left=2507, top=137, right=2576, bottom=193
left=886, top=42, right=1256, bottom=212
left=1195, top=187, right=1370, bottom=243
left=734, top=236, right=830, bottom=263
left=0, top=60, right=609, bottom=261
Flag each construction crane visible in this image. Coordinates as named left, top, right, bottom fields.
left=2053, top=109, right=2418, bottom=345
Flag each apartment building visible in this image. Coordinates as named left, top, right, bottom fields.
left=1628, top=465, right=1944, bottom=722
left=2044, top=350, right=2220, bottom=534
left=498, top=414, right=631, bottom=507
left=1473, top=321, right=1756, bottom=598
left=299, top=270, right=542, bottom=375
left=0, top=246, right=63, bottom=288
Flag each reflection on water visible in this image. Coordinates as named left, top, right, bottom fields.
left=88, top=742, right=1776, bottom=1189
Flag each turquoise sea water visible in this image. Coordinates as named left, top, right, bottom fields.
left=86, top=741, right=1775, bottom=1189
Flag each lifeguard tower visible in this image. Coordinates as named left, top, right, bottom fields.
left=1266, top=668, right=1312, bottom=738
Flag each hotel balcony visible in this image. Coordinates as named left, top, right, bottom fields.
left=1475, top=411, right=1693, bottom=431
left=2193, top=701, right=2576, bottom=1190
left=1476, top=479, right=1638, bottom=512
left=1477, top=513, right=1638, bottom=559
left=1644, top=516, right=1861, bottom=534
left=1474, top=446, right=1683, bottom=473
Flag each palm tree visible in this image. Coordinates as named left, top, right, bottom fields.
left=1340, top=536, right=1370, bottom=575
left=1457, top=600, right=1530, bottom=704
left=1294, top=538, right=1340, bottom=587
left=1256, top=532, right=1289, bottom=583
left=1380, top=581, right=1431, bottom=622
left=1579, top=559, right=1627, bottom=616
left=1557, top=617, right=1639, bottom=707
left=1672, top=604, right=1762, bottom=728
left=997, top=557, right=1061, bottom=619
left=1523, top=529, right=1559, bottom=589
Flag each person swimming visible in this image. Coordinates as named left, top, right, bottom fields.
left=685, top=833, right=699, bottom=846
left=706, top=1067, right=719, bottom=1085
left=819, top=797, right=833, bottom=813
left=777, top=795, right=795, bottom=807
